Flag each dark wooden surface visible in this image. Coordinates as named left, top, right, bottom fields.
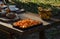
left=0, top=12, right=60, bottom=39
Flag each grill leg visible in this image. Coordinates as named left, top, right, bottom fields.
left=8, top=33, right=17, bottom=39
left=39, top=28, right=46, bottom=39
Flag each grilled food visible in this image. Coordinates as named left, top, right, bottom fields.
left=13, top=19, right=41, bottom=28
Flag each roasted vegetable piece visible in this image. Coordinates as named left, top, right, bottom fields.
left=13, top=19, right=42, bottom=28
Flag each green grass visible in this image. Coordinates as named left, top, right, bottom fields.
left=13, top=0, right=60, bottom=6
left=12, top=0, right=60, bottom=15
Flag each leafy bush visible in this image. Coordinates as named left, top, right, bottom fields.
left=12, top=0, right=60, bottom=15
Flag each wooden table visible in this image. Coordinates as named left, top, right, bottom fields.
left=0, top=12, right=60, bottom=39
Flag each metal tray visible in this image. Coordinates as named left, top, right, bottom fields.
left=13, top=23, right=43, bottom=31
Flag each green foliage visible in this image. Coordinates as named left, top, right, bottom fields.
left=13, top=0, right=60, bottom=6
left=12, top=0, right=60, bottom=15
